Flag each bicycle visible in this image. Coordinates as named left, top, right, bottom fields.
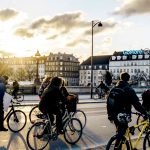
left=93, top=87, right=107, bottom=100
left=106, top=112, right=150, bottom=150
left=29, top=104, right=87, bottom=129
left=26, top=105, right=83, bottom=150
left=4, top=98, right=27, bottom=132
left=9, top=89, right=24, bottom=102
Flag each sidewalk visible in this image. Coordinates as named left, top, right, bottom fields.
left=22, top=94, right=106, bottom=106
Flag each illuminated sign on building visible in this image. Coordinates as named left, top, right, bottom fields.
left=123, top=50, right=150, bottom=55
left=123, top=50, right=144, bottom=55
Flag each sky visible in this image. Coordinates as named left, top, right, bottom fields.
left=0, top=0, right=150, bottom=62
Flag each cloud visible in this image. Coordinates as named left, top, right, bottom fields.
left=14, top=27, right=34, bottom=38
left=83, top=19, right=118, bottom=36
left=0, top=8, right=19, bottom=21
left=67, top=39, right=88, bottom=47
left=113, top=0, right=150, bottom=17
left=47, top=34, right=58, bottom=40
left=0, top=50, right=14, bottom=57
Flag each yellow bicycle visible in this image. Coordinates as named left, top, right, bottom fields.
left=106, top=112, right=150, bottom=150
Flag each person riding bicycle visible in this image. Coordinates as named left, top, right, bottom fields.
left=12, top=80, right=19, bottom=99
left=107, top=72, right=147, bottom=148
left=38, top=75, right=51, bottom=99
left=39, top=76, right=68, bottom=134
left=96, top=80, right=109, bottom=98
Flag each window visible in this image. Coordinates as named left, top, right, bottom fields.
left=122, top=56, right=127, bottom=60
left=132, top=55, right=137, bottom=59
left=138, top=55, right=143, bottom=59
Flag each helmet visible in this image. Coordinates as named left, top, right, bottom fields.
left=117, top=113, right=131, bottom=123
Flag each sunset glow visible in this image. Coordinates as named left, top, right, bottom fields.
left=0, top=0, right=150, bottom=62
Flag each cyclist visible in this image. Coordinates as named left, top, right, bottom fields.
left=38, top=75, right=51, bottom=99
left=12, top=80, right=19, bottom=99
left=39, top=76, right=67, bottom=134
left=96, top=80, right=109, bottom=98
left=0, top=75, right=9, bottom=131
left=107, top=72, right=147, bottom=149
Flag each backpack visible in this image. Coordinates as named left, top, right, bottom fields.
left=142, top=89, right=150, bottom=111
left=107, top=87, right=126, bottom=119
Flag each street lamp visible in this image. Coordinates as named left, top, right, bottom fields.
left=91, top=20, right=103, bottom=99
left=34, top=49, right=41, bottom=85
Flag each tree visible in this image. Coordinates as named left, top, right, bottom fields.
left=104, top=71, right=112, bottom=86
left=25, top=65, right=36, bottom=81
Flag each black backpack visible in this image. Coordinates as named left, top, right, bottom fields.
left=142, top=89, right=150, bottom=111
left=107, top=87, right=126, bottom=119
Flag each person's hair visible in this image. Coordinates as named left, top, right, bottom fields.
left=50, top=77, right=63, bottom=87
left=43, top=75, right=51, bottom=83
left=120, top=72, right=130, bottom=81
left=3, top=75, right=8, bottom=80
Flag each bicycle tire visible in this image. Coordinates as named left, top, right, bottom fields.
left=72, top=110, right=87, bottom=129
left=7, top=110, right=27, bottom=132
left=64, top=118, right=82, bottom=144
left=29, top=105, right=41, bottom=124
left=106, top=135, right=130, bottom=150
left=143, top=130, right=150, bottom=150
left=27, top=122, right=50, bottom=150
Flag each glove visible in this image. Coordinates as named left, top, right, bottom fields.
left=142, top=113, right=148, bottom=120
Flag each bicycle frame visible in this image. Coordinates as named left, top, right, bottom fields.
left=3, top=101, right=16, bottom=121
left=42, top=107, right=72, bottom=137
left=125, top=120, right=149, bottom=149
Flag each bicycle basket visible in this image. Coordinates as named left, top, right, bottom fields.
left=66, top=95, right=77, bottom=112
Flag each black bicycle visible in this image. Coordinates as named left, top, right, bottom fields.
left=9, top=89, right=24, bottom=102
left=29, top=105, right=87, bottom=129
left=4, top=98, right=27, bottom=132
left=27, top=105, right=82, bottom=150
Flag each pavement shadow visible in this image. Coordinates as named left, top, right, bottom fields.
left=46, top=135, right=80, bottom=150
left=80, top=129, right=104, bottom=149
left=6, top=132, right=29, bottom=150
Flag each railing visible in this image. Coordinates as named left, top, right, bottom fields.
left=6, top=85, right=150, bottom=95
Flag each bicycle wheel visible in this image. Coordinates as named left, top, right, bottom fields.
left=106, top=135, right=130, bottom=150
left=7, top=110, right=27, bottom=132
left=29, top=105, right=42, bottom=124
left=137, top=114, right=145, bottom=132
left=64, top=118, right=82, bottom=144
left=72, top=110, right=87, bottom=129
left=27, top=122, right=50, bottom=150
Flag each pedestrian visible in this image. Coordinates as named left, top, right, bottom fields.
left=12, top=80, right=19, bottom=99
left=0, top=75, right=9, bottom=131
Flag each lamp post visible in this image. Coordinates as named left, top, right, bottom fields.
left=91, top=20, right=103, bottom=99
left=34, top=50, right=41, bottom=85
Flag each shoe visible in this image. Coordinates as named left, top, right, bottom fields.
left=0, top=127, right=8, bottom=132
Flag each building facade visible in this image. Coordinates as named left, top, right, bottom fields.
left=79, top=55, right=111, bottom=86
left=109, top=49, right=150, bottom=85
left=45, top=52, right=79, bottom=86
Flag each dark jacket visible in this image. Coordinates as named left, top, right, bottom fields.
left=39, top=85, right=67, bottom=113
left=0, top=77, right=6, bottom=102
left=115, top=80, right=147, bottom=116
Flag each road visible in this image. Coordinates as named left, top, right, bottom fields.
left=0, top=94, right=144, bottom=150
